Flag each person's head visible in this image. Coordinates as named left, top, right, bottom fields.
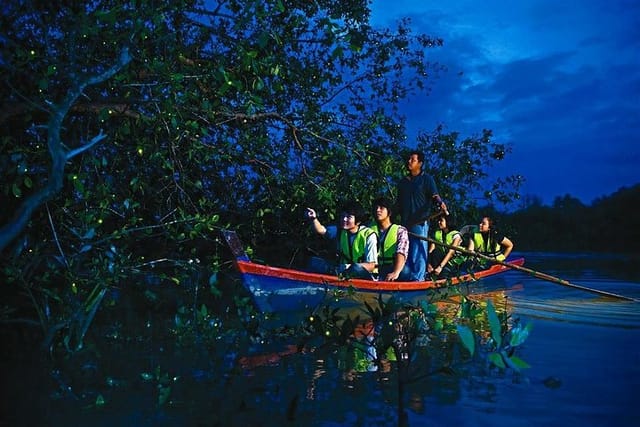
left=373, top=197, right=394, bottom=223
left=406, top=151, right=424, bottom=176
left=478, top=216, right=495, bottom=233
left=437, top=213, right=457, bottom=231
left=339, top=202, right=365, bottom=231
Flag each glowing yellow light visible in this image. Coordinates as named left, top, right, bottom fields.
left=98, top=219, right=103, bottom=224
left=137, top=148, right=143, bottom=155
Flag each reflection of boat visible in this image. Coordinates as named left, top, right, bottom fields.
left=222, top=230, right=525, bottom=312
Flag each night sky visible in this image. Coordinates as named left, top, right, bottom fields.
left=370, top=0, right=640, bottom=205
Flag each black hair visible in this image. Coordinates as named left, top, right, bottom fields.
left=480, top=215, right=499, bottom=252
left=409, top=150, right=425, bottom=163
left=372, top=196, right=394, bottom=216
left=340, top=202, right=366, bottom=224
left=440, top=212, right=457, bottom=231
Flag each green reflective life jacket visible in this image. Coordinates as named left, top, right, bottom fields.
left=472, top=232, right=506, bottom=261
left=370, top=224, right=399, bottom=266
left=433, top=229, right=464, bottom=265
left=338, top=226, right=376, bottom=264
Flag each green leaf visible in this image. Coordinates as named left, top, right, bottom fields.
left=456, top=324, right=475, bottom=356
left=11, top=183, right=21, bottom=197
left=508, top=355, right=531, bottom=370
left=95, top=394, right=105, bottom=406
left=420, top=300, right=437, bottom=315
left=488, top=352, right=505, bottom=369
left=509, top=322, right=533, bottom=347
left=385, top=346, right=397, bottom=361
left=158, top=385, right=171, bottom=406
left=83, top=228, right=95, bottom=240
left=486, top=299, right=502, bottom=347
left=208, top=272, right=218, bottom=286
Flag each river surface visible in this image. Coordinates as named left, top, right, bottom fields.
left=2, top=252, right=639, bottom=426
left=412, top=252, right=640, bottom=427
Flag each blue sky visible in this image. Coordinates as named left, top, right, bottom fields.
left=370, top=0, right=640, bottom=205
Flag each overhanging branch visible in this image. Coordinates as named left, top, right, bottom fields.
left=0, top=48, right=132, bottom=252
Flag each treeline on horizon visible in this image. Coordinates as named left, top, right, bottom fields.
left=498, top=184, right=640, bottom=254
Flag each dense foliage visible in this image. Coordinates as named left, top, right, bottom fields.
left=0, top=2, right=527, bottom=424
left=1, top=0, right=519, bottom=320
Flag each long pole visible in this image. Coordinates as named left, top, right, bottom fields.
left=409, top=232, right=639, bottom=302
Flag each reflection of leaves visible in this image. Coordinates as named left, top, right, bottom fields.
left=509, top=322, right=533, bottom=347
left=456, top=325, right=475, bottom=356
left=505, top=354, right=531, bottom=371
left=488, top=352, right=505, bottom=369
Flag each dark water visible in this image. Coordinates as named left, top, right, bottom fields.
left=414, top=252, right=640, bottom=427
left=2, top=252, right=639, bottom=426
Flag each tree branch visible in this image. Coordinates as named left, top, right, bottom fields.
left=0, top=48, right=132, bottom=252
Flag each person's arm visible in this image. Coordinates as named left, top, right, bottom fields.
left=386, top=226, right=409, bottom=281
left=386, top=253, right=407, bottom=281
left=467, top=237, right=475, bottom=252
left=306, top=207, right=327, bottom=236
left=500, top=236, right=514, bottom=259
left=434, top=234, right=461, bottom=275
left=360, top=232, right=378, bottom=273
left=432, top=193, right=448, bottom=215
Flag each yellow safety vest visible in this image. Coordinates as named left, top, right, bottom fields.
left=370, top=224, right=399, bottom=266
left=338, top=226, right=376, bottom=264
left=472, top=232, right=506, bottom=261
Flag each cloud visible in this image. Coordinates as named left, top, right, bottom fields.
left=370, top=0, right=640, bottom=205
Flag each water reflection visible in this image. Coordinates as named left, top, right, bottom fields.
left=235, top=254, right=640, bottom=426
left=5, top=253, right=639, bottom=426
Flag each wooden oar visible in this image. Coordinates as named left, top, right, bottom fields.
left=408, top=231, right=640, bottom=302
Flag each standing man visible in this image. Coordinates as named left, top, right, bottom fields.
left=397, top=151, right=448, bottom=281
left=370, top=197, right=412, bottom=281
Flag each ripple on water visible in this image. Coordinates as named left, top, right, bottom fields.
left=506, top=276, right=640, bottom=329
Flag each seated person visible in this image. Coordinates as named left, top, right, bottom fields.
left=306, top=202, right=378, bottom=279
left=467, top=216, right=514, bottom=269
left=427, top=213, right=465, bottom=277
left=369, top=197, right=412, bottom=281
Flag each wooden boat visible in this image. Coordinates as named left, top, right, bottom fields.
left=222, top=230, right=525, bottom=312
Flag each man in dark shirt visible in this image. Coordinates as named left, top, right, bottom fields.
left=397, top=151, right=448, bottom=281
